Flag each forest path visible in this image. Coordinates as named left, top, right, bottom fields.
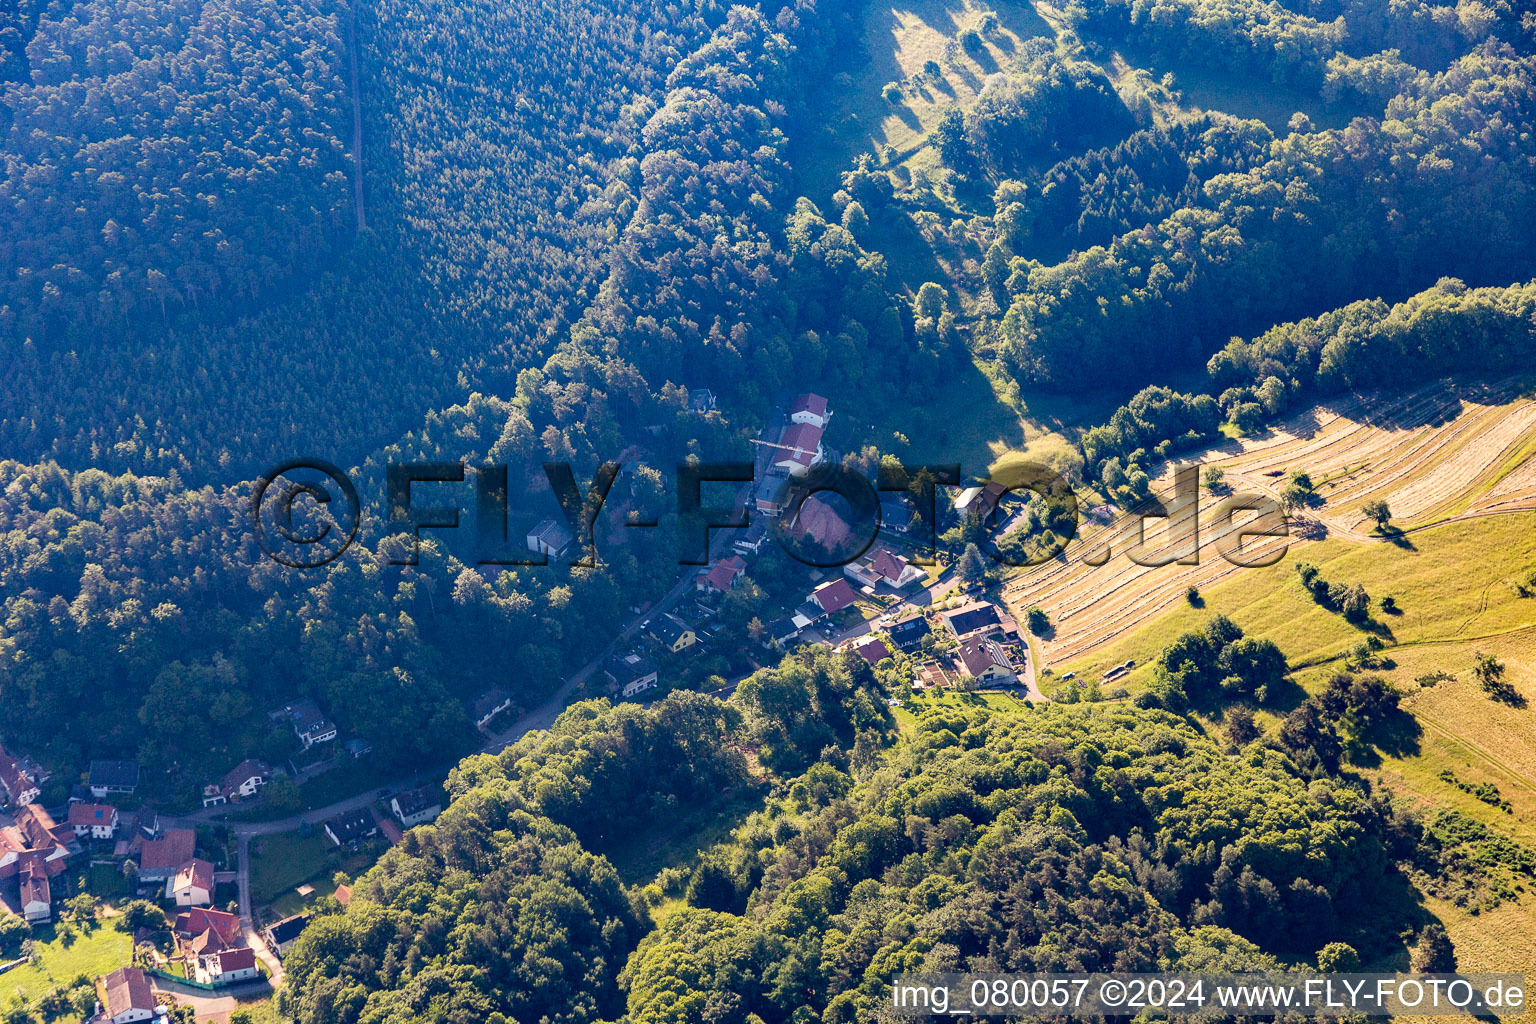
left=347, top=0, right=366, bottom=231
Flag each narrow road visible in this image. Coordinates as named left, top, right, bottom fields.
left=167, top=430, right=776, bottom=835
left=236, top=834, right=284, bottom=986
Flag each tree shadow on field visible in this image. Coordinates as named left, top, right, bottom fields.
left=1261, top=674, right=1309, bottom=713
left=889, top=96, right=924, bottom=132
left=1283, top=406, right=1324, bottom=439
left=1376, top=525, right=1416, bottom=550
left=1357, top=704, right=1423, bottom=763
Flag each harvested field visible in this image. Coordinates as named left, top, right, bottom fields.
left=1004, top=377, right=1536, bottom=667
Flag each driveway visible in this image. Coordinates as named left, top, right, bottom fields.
left=235, top=834, right=284, bottom=986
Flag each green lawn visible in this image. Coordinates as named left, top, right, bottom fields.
left=83, top=863, right=133, bottom=903
left=250, top=830, right=386, bottom=919
left=248, top=831, right=335, bottom=907
left=0, top=923, right=129, bottom=1006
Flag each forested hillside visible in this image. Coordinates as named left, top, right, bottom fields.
left=2, top=0, right=1536, bottom=1014
left=278, top=668, right=1455, bottom=1024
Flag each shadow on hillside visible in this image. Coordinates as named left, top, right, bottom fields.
left=995, top=0, right=1054, bottom=41
left=1354, top=704, right=1423, bottom=764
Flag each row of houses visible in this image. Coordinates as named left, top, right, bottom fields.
left=835, top=601, right=1023, bottom=691
left=918, top=602, right=1026, bottom=689
left=321, top=786, right=442, bottom=847
left=756, top=394, right=833, bottom=518
left=0, top=803, right=73, bottom=923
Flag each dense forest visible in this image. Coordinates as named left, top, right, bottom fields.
left=277, top=659, right=1470, bottom=1024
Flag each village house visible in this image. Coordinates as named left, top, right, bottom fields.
left=0, top=826, right=28, bottom=878
left=19, top=855, right=51, bottom=922
left=808, top=578, right=857, bottom=617
left=269, top=699, right=337, bottom=749
left=955, top=633, right=1017, bottom=684
left=733, top=521, right=769, bottom=556
left=192, top=946, right=258, bottom=986
left=0, top=748, right=40, bottom=806
left=789, top=392, right=832, bottom=429
left=168, top=857, right=214, bottom=907
left=647, top=613, right=697, bottom=654
left=265, top=914, right=311, bottom=958
left=101, top=967, right=156, bottom=1024
left=526, top=518, right=573, bottom=559
left=223, top=760, right=269, bottom=800
left=137, top=828, right=197, bottom=884
left=176, top=906, right=242, bottom=944
left=878, top=493, right=917, bottom=535
left=323, top=809, right=377, bottom=847
left=471, top=687, right=513, bottom=730
left=68, top=802, right=119, bottom=839
left=850, top=636, right=893, bottom=666
left=695, top=555, right=746, bottom=594
left=687, top=387, right=716, bottom=415
left=88, top=759, right=139, bottom=798
left=772, top=421, right=826, bottom=477
left=767, top=616, right=804, bottom=650
left=755, top=466, right=793, bottom=518
left=940, top=602, right=1004, bottom=638
left=951, top=480, right=1009, bottom=523
left=604, top=652, right=659, bottom=698
left=204, top=759, right=271, bottom=807
left=843, top=546, right=924, bottom=589
left=888, top=615, right=931, bottom=651
left=391, top=787, right=443, bottom=828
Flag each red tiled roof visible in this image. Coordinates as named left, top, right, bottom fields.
left=868, top=546, right=910, bottom=583
left=811, top=578, right=857, bottom=615
left=852, top=637, right=892, bottom=665
left=334, top=884, right=352, bottom=906
left=68, top=803, right=116, bottom=828
left=173, top=857, right=214, bottom=894
left=0, top=826, right=25, bottom=854
left=188, top=927, right=229, bottom=956
left=140, top=829, right=196, bottom=870
left=776, top=422, right=823, bottom=467
left=178, top=906, right=241, bottom=943
left=19, top=853, right=49, bottom=907
left=210, top=947, right=256, bottom=975
left=699, top=555, right=746, bottom=592
left=793, top=495, right=853, bottom=549
left=790, top=393, right=828, bottom=417
left=103, top=968, right=155, bottom=1018
left=15, top=805, right=62, bottom=855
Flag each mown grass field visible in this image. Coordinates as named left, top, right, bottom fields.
left=0, top=924, right=129, bottom=1006
left=1055, top=511, right=1536, bottom=690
